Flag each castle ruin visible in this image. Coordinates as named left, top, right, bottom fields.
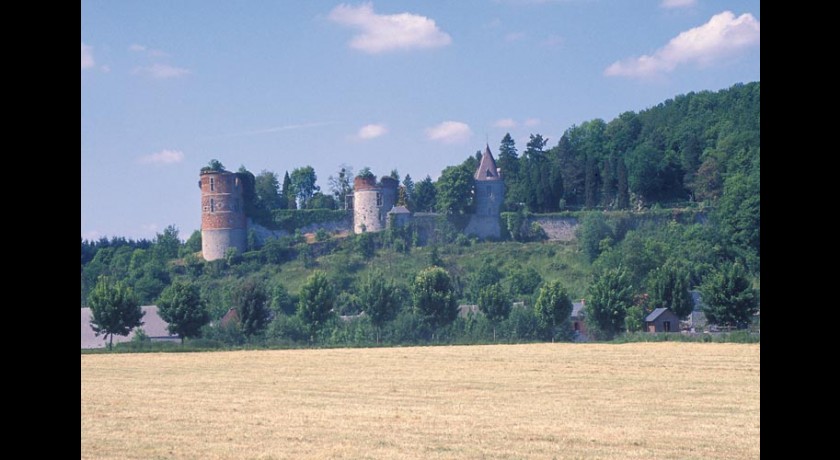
left=199, top=169, right=247, bottom=261
left=198, top=146, right=505, bottom=260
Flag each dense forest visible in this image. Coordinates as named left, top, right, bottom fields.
left=82, top=82, right=759, bottom=346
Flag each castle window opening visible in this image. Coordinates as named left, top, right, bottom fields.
left=210, top=198, right=215, bottom=213
left=376, top=192, right=382, bottom=207
left=210, top=177, right=215, bottom=192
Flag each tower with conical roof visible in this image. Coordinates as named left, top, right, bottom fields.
left=465, top=145, right=505, bottom=239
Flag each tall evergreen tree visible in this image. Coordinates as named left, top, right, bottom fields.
left=280, top=171, right=296, bottom=210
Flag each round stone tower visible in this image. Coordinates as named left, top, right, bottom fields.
left=199, top=169, right=247, bottom=261
left=353, top=175, right=398, bottom=233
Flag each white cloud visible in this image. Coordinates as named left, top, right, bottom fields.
left=138, top=149, right=185, bottom=165
left=505, top=32, right=526, bottom=42
left=605, top=11, right=760, bottom=79
left=328, top=3, right=452, bottom=53
left=660, top=0, right=696, bottom=9
left=494, top=118, right=517, bottom=129
left=426, top=121, right=472, bottom=144
left=134, top=63, right=191, bottom=79
left=524, top=118, right=541, bottom=127
left=130, top=44, right=170, bottom=57
left=81, top=42, right=94, bottom=70
left=357, top=123, right=388, bottom=140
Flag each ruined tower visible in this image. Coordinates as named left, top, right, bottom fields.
left=199, top=169, right=247, bottom=261
left=353, top=175, right=398, bottom=233
left=465, top=145, right=505, bottom=239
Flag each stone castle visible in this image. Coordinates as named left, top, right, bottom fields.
left=199, top=145, right=504, bottom=261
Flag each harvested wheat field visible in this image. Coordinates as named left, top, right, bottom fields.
left=81, top=343, right=759, bottom=459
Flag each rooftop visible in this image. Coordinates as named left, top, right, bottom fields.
left=475, top=145, right=502, bottom=181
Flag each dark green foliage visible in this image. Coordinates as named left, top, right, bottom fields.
left=182, top=230, right=202, bottom=255
left=401, top=174, right=415, bottom=208
left=699, top=262, right=758, bottom=329
left=647, top=262, right=693, bottom=318
left=435, top=162, right=474, bottom=215
left=506, top=265, right=543, bottom=300
left=534, top=280, right=573, bottom=340
left=270, top=283, right=296, bottom=316
left=577, top=212, right=612, bottom=262
left=467, top=263, right=503, bottom=302
left=290, top=166, right=320, bottom=209
left=88, top=276, right=144, bottom=349
left=281, top=171, right=296, bottom=210
left=356, top=167, right=375, bottom=180
left=308, top=192, right=338, bottom=210
left=236, top=166, right=261, bottom=221
left=255, top=170, right=282, bottom=213
left=315, top=228, right=330, bottom=242
left=412, top=266, right=459, bottom=329
left=358, top=271, right=400, bottom=340
left=297, top=271, right=336, bottom=341
left=354, top=232, right=376, bottom=259
left=203, top=159, right=225, bottom=172
left=478, top=283, right=511, bottom=323
left=413, top=175, right=437, bottom=212
left=230, top=278, right=270, bottom=336
left=587, top=266, right=634, bottom=339
left=269, top=209, right=349, bottom=233
left=157, top=280, right=209, bottom=342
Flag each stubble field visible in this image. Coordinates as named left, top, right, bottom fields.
left=81, top=343, right=759, bottom=459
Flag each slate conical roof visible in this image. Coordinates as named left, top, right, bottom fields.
left=475, top=144, right=502, bottom=181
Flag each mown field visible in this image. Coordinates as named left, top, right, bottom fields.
left=81, top=343, right=759, bottom=459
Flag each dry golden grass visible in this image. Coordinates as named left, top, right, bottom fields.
left=81, top=343, right=759, bottom=459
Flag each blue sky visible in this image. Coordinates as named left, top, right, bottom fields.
left=81, top=0, right=760, bottom=241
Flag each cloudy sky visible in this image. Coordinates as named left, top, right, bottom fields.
left=81, top=0, right=760, bottom=240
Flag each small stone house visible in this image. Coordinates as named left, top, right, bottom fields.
left=571, top=300, right=588, bottom=340
left=645, top=308, right=681, bottom=333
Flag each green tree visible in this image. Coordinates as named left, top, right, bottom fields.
left=534, top=280, right=573, bottom=341
left=290, top=166, right=319, bottom=209
left=402, top=174, right=415, bottom=208
left=270, top=282, right=295, bottom=315
left=467, top=263, right=503, bottom=302
left=281, top=171, right=295, bottom=210
left=88, top=276, right=144, bottom=349
left=183, top=230, right=202, bottom=255
left=478, top=283, right=511, bottom=340
left=328, top=165, right=354, bottom=210
left=616, top=157, right=630, bottom=209
left=204, top=159, right=225, bottom=172
left=587, top=266, right=634, bottom=339
left=435, top=163, right=474, bottom=215
left=255, top=170, right=282, bottom=212
left=157, top=280, right=209, bottom=343
left=577, top=212, right=613, bottom=262
left=413, top=175, right=437, bottom=212
left=358, top=271, right=399, bottom=343
left=699, top=262, right=757, bottom=329
left=230, top=278, right=270, bottom=336
left=647, top=263, right=693, bottom=318
left=298, top=271, right=336, bottom=342
left=412, top=266, right=458, bottom=330
left=154, top=225, right=180, bottom=260
left=506, top=265, right=543, bottom=300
